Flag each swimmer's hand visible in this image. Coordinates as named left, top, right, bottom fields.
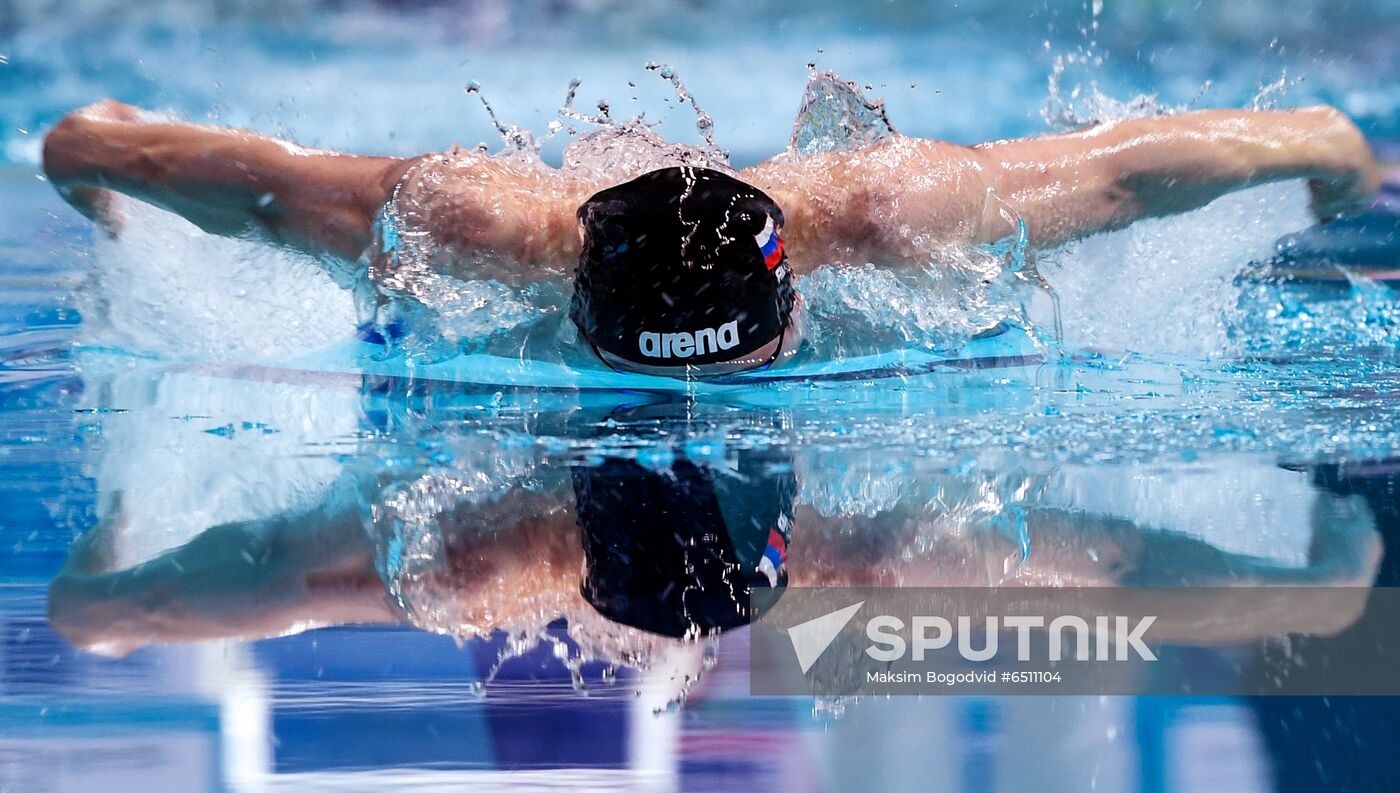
left=1303, top=106, right=1383, bottom=222
left=43, top=100, right=147, bottom=237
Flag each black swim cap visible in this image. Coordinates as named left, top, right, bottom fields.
left=572, top=449, right=795, bottom=638
left=570, top=167, right=796, bottom=370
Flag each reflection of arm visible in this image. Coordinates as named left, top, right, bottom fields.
left=48, top=498, right=400, bottom=656
left=1106, top=494, right=1379, bottom=588
left=793, top=493, right=1377, bottom=589
left=790, top=493, right=1379, bottom=640
left=48, top=472, right=586, bottom=655
left=1022, top=495, right=1379, bottom=642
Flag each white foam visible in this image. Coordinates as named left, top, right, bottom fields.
left=3, top=135, right=42, bottom=165
left=1034, top=181, right=1313, bottom=357
left=79, top=198, right=358, bottom=362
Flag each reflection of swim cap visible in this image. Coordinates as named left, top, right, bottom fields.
left=570, top=167, right=796, bottom=372
left=572, top=451, right=795, bottom=638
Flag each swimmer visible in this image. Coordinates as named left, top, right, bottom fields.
left=42, top=98, right=1381, bottom=375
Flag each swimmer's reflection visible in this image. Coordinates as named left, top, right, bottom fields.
left=47, top=403, right=1382, bottom=657
left=573, top=453, right=794, bottom=637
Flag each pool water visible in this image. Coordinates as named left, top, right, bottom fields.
left=4, top=2, right=1400, bottom=791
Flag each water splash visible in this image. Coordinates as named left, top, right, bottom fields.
left=78, top=198, right=358, bottom=362
left=1243, top=268, right=1400, bottom=355
left=1042, top=41, right=1180, bottom=130
left=558, top=77, right=613, bottom=127
left=1043, top=62, right=1172, bottom=129
left=780, top=71, right=1045, bottom=357
left=1041, top=1, right=1175, bottom=128
left=465, top=80, right=541, bottom=162
left=561, top=119, right=733, bottom=182
left=787, top=70, right=897, bottom=157
left=1249, top=68, right=1306, bottom=110
left=369, top=184, right=552, bottom=359
left=465, top=77, right=615, bottom=162
left=556, top=68, right=735, bottom=179
left=1038, top=181, right=1313, bottom=357
left=644, top=61, right=728, bottom=164
left=798, top=250, right=1009, bottom=359
left=977, top=191, right=1068, bottom=359
left=1030, top=2, right=1323, bottom=358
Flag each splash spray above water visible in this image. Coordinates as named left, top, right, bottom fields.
left=1030, top=0, right=1320, bottom=358
left=556, top=65, right=735, bottom=182
left=464, top=63, right=731, bottom=174
left=1041, top=0, right=1196, bottom=127
left=464, top=80, right=536, bottom=157
left=1249, top=68, right=1306, bottom=110
left=643, top=61, right=727, bottom=163
left=787, top=69, right=897, bottom=156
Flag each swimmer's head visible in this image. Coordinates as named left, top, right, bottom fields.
left=570, top=167, right=801, bottom=377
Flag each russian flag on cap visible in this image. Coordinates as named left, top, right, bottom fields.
left=756, top=526, right=788, bottom=587
left=754, top=215, right=784, bottom=270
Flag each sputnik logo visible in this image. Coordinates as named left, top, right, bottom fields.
left=787, top=601, right=864, bottom=674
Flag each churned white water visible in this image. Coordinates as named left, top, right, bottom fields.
left=79, top=199, right=358, bottom=361
left=1038, top=182, right=1312, bottom=357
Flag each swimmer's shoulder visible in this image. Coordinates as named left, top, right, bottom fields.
left=378, top=148, right=584, bottom=274
left=392, top=147, right=584, bottom=208
left=388, top=149, right=484, bottom=204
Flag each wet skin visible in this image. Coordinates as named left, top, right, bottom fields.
left=43, top=99, right=1381, bottom=281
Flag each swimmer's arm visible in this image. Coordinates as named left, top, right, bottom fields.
left=42, top=100, right=415, bottom=259
left=974, top=105, right=1381, bottom=247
